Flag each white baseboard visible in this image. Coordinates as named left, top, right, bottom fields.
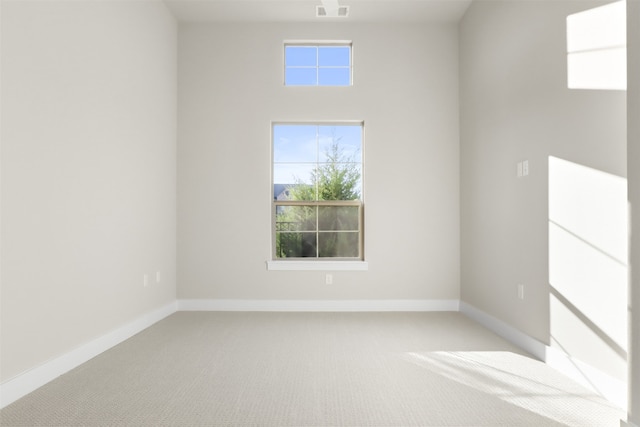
left=460, top=301, right=627, bottom=411
left=1, top=298, right=628, bottom=413
left=0, top=301, right=178, bottom=409
left=459, top=302, right=547, bottom=360
left=178, top=298, right=460, bottom=312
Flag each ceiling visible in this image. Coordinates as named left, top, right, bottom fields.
left=163, top=0, right=474, bottom=23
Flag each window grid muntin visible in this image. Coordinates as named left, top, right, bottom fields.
left=274, top=200, right=363, bottom=259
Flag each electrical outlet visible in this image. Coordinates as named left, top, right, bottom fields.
left=518, top=284, right=525, bottom=300
left=326, top=274, right=333, bottom=285
left=522, top=160, right=529, bottom=176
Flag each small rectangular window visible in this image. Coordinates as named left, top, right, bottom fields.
left=284, top=42, right=352, bottom=86
left=272, top=123, right=363, bottom=259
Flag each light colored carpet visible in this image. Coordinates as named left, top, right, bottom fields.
left=0, top=312, right=625, bottom=426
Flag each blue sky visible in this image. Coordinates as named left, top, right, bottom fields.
left=285, top=45, right=351, bottom=86
left=273, top=124, right=362, bottom=188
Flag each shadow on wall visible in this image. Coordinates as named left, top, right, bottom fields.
left=548, top=156, right=627, bottom=402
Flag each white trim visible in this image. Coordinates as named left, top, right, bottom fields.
left=178, top=298, right=459, bottom=312
left=459, top=302, right=547, bottom=360
left=460, top=301, right=627, bottom=411
left=266, top=260, right=369, bottom=271
left=0, top=302, right=178, bottom=409
left=284, top=39, right=352, bottom=46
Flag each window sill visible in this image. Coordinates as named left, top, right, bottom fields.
left=266, top=260, right=369, bottom=271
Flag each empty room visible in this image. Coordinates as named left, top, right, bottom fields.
left=1, top=0, right=639, bottom=425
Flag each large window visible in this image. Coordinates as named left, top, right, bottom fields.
left=272, top=123, right=363, bottom=259
left=284, top=42, right=352, bottom=86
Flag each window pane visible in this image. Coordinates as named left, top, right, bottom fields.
left=318, top=206, right=359, bottom=231
left=318, top=125, right=362, bottom=163
left=318, top=46, right=350, bottom=66
left=318, top=68, right=350, bottom=86
left=274, top=184, right=316, bottom=202
left=284, top=44, right=352, bottom=87
left=285, top=68, right=318, bottom=86
left=285, top=46, right=317, bottom=66
left=275, top=205, right=317, bottom=231
left=273, top=125, right=318, bottom=163
left=273, top=163, right=316, bottom=187
left=315, top=164, right=361, bottom=201
left=318, top=232, right=359, bottom=257
left=276, top=232, right=317, bottom=258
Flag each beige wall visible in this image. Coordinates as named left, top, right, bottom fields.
left=627, top=0, right=640, bottom=422
left=460, top=0, right=627, bottom=382
left=177, top=23, right=460, bottom=300
left=0, top=0, right=177, bottom=382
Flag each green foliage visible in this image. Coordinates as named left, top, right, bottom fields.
left=287, top=139, right=361, bottom=202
